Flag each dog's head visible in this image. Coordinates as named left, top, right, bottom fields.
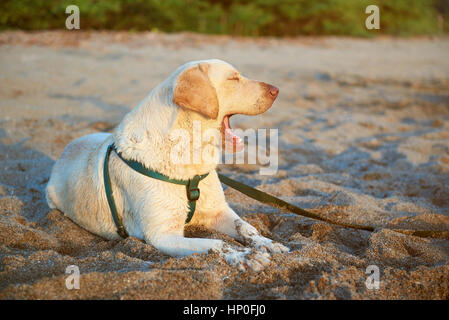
left=172, top=59, right=279, bottom=153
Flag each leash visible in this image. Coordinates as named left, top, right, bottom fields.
left=103, top=142, right=448, bottom=240
left=104, top=143, right=208, bottom=238
left=217, top=173, right=449, bottom=240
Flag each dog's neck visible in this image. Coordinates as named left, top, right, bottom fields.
left=113, top=82, right=220, bottom=180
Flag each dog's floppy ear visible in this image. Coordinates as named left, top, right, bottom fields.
left=173, top=62, right=219, bottom=119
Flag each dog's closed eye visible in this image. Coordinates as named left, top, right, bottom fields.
left=227, top=74, right=240, bottom=81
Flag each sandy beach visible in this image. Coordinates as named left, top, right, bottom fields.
left=0, top=31, right=448, bottom=299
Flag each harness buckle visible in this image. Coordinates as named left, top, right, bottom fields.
left=187, top=175, right=201, bottom=201
left=187, top=188, right=200, bottom=201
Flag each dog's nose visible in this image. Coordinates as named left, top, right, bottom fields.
left=268, top=85, right=279, bottom=97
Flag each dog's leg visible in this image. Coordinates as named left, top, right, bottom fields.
left=210, top=206, right=289, bottom=254
left=148, top=234, right=223, bottom=257
left=144, top=216, right=270, bottom=271
left=199, top=206, right=288, bottom=271
left=141, top=207, right=224, bottom=257
left=193, top=172, right=289, bottom=254
left=192, top=205, right=288, bottom=271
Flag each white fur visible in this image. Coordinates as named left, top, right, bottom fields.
left=46, top=59, right=288, bottom=270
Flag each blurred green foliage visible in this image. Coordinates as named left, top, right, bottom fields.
left=0, top=0, right=447, bottom=36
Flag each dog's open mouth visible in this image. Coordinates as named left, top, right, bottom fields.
left=222, top=115, right=244, bottom=153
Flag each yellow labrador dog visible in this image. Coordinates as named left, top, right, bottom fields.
left=46, top=59, right=288, bottom=270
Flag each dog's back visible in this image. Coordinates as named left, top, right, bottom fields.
left=46, top=132, right=118, bottom=238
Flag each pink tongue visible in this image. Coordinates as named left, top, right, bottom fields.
left=224, top=117, right=244, bottom=152
left=225, top=129, right=244, bottom=152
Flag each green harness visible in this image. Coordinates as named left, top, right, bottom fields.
left=103, top=143, right=208, bottom=238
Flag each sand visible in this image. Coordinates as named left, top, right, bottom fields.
left=0, top=31, right=448, bottom=300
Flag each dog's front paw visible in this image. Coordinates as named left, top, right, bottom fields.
left=244, top=250, right=271, bottom=272
left=250, top=235, right=290, bottom=254
left=273, top=241, right=290, bottom=253
left=218, top=244, right=271, bottom=272
left=234, top=219, right=289, bottom=254
left=264, top=239, right=290, bottom=254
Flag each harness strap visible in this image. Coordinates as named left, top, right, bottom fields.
left=104, top=144, right=128, bottom=238
left=103, top=143, right=209, bottom=238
